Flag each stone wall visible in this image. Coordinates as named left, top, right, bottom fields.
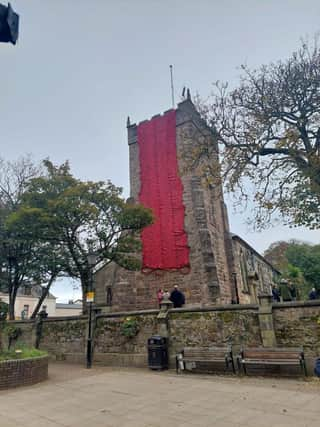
left=93, top=306, right=262, bottom=367
left=273, top=301, right=320, bottom=355
left=0, top=320, right=36, bottom=350
left=2, top=301, right=320, bottom=374
left=232, top=235, right=279, bottom=304
left=0, top=317, right=87, bottom=363
left=40, top=316, right=87, bottom=363
left=94, top=311, right=159, bottom=367
left=169, top=307, right=262, bottom=356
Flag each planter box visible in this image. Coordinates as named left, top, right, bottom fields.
left=0, top=355, right=48, bottom=390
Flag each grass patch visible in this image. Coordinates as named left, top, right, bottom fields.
left=0, top=347, right=47, bottom=361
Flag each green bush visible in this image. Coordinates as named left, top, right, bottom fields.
left=2, top=324, right=23, bottom=349
left=0, top=347, right=47, bottom=361
left=0, top=301, right=8, bottom=321
left=120, top=317, right=139, bottom=338
left=3, top=325, right=22, bottom=340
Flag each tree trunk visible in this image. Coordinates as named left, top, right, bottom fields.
left=8, top=288, right=17, bottom=320
left=30, top=274, right=57, bottom=319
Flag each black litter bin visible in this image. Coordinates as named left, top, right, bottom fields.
left=147, top=335, right=168, bottom=370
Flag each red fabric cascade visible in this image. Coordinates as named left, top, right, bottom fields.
left=138, top=110, right=190, bottom=271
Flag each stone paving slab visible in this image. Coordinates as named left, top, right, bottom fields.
left=0, top=363, right=319, bottom=427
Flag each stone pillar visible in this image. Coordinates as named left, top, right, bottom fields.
left=157, top=295, right=173, bottom=338
left=157, top=295, right=173, bottom=368
left=258, top=294, right=277, bottom=347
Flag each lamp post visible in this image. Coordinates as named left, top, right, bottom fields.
left=86, top=252, right=97, bottom=369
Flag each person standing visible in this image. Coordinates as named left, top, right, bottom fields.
left=271, top=284, right=280, bottom=302
left=288, top=282, right=297, bottom=301
left=157, top=289, right=164, bottom=308
left=279, top=279, right=292, bottom=302
left=170, top=285, right=185, bottom=308
left=309, top=288, right=318, bottom=300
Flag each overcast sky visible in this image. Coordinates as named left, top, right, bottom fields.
left=1, top=0, right=320, bottom=301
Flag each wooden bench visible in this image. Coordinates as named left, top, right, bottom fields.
left=237, top=347, right=307, bottom=376
left=176, top=347, right=235, bottom=374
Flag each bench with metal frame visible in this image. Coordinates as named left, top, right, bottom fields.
left=176, top=346, right=235, bottom=374
left=237, top=347, right=307, bottom=376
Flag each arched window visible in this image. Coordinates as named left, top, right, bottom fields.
left=239, top=249, right=249, bottom=293
left=106, top=286, right=112, bottom=306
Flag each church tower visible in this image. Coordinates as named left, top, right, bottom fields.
left=95, top=97, right=236, bottom=311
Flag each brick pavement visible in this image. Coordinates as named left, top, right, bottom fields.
left=0, top=363, right=319, bottom=427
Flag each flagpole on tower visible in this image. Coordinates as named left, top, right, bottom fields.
left=169, top=65, right=175, bottom=108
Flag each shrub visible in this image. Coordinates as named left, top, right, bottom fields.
left=2, top=324, right=22, bottom=349
left=0, top=347, right=47, bottom=361
left=120, top=317, right=139, bottom=338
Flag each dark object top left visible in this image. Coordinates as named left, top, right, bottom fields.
left=0, top=3, right=19, bottom=44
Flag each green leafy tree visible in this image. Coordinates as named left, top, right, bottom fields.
left=263, top=241, right=290, bottom=272
left=285, top=242, right=320, bottom=292
left=197, top=38, right=320, bottom=229
left=264, top=239, right=320, bottom=298
left=26, top=242, right=68, bottom=319
left=13, top=160, right=153, bottom=311
left=282, top=264, right=306, bottom=299
left=0, top=157, right=46, bottom=319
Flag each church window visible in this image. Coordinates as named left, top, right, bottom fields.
left=239, top=250, right=249, bottom=293
left=106, top=286, right=112, bottom=306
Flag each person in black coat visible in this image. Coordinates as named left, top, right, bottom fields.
left=271, top=284, right=280, bottom=302
left=288, top=282, right=298, bottom=301
left=309, top=288, right=318, bottom=300
left=170, top=285, right=185, bottom=308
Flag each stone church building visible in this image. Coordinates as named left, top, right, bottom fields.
left=95, top=97, right=279, bottom=312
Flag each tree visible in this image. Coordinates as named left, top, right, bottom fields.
left=0, top=156, right=45, bottom=319
left=263, top=240, right=290, bottom=271
left=264, top=239, right=320, bottom=298
left=285, top=242, right=320, bottom=291
left=197, top=38, right=320, bottom=229
left=14, top=160, right=153, bottom=312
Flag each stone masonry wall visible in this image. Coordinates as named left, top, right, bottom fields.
left=39, top=317, right=87, bottom=363
left=273, top=302, right=320, bottom=356
left=2, top=301, right=319, bottom=374
left=169, top=307, right=262, bottom=356
left=232, top=237, right=278, bottom=305
left=0, top=320, right=36, bottom=350
left=94, top=311, right=159, bottom=367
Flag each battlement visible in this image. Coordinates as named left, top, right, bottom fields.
left=127, top=97, right=207, bottom=145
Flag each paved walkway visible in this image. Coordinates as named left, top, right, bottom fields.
left=0, top=363, right=319, bottom=427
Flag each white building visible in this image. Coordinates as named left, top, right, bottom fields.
left=55, top=301, right=82, bottom=317
left=0, top=284, right=56, bottom=319
left=0, top=287, right=84, bottom=318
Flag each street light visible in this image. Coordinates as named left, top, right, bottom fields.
left=0, top=2, right=19, bottom=45
left=86, top=251, right=97, bottom=369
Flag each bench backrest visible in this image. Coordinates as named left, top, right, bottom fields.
left=183, top=347, right=231, bottom=358
left=241, top=347, right=303, bottom=359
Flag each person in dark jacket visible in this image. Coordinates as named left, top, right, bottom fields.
left=279, top=279, right=292, bottom=302
left=288, top=282, right=297, bottom=301
left=271, top=284, right=280, bottom=302
left=309, top=288, right=318, bottom=300
left=170, top=285, right=185, bottom=308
